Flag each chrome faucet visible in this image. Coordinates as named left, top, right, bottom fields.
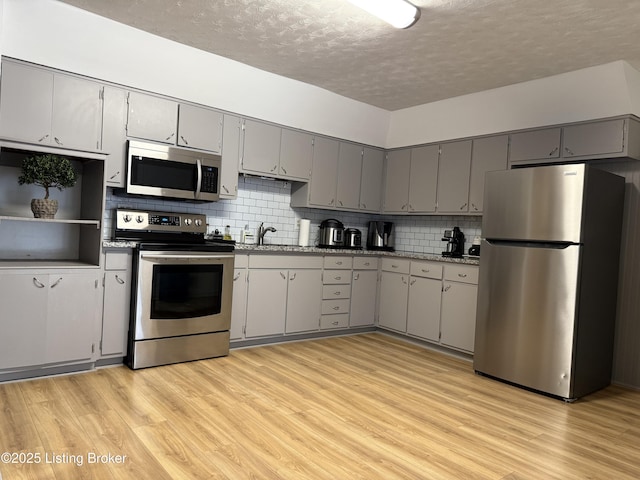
left=257, top=222, right=277, bottom=245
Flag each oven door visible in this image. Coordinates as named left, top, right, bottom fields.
left=134, top=250, right=234, bottom=340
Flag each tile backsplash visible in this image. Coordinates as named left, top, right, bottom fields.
left=105, top=176, right=482, bottom=255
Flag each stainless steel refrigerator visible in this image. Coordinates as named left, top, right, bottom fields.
left=474, top=163, right=624, bottom=401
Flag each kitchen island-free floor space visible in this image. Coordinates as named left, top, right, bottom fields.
left=1, top=333, right=639, bottom=479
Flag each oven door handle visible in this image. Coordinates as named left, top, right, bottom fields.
left=140, top=253, right=233, bottom=260
left=195, top=157, right=203, bottom=199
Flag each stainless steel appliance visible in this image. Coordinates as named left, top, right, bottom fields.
left=115, top=208, right=234, bottom=369
left=344, top=228, right=362, bottom=249
left=366, top=221, right=394, bottom=251
left=318, top=219, right=344, bottom=248
left=126, top=140, right=221, bottom=202
left=441, top=226, right=465, bottom=257
left=474, top=164, right=624, bottom=400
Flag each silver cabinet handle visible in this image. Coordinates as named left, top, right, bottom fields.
left=333, top=291, right=341, bottom=296
left=180, top=135, right=189, bottom=145
left=334, top=276, right=342, bottom=281
left=353, top=273, right=360, bottom=281
left=333, top=306, right=341, bottom=311
left=332, top=321, right=339, bottom=326
left=391, top=264, right=399, bottom=269
left=471, top=203, right=479, bottom=211
left=443, top=285, right=451, bottom=292
left=338, top=200, right=344, bottom=206
left=280, top=272, right=286, bottom=280
left=281, top=166, right=287, bottom=175
left=363, top=262, right=370, bottom=266
left=33, top=277, right=45, bottom=288
left=564, top=147, right=575, bottom=156
left=223, top=185, right=230, bottom=194
left=233, top=273, right=241, bottom=281
left=401, top=204, right=407, bottom=210
left=401, top=276, right=408, bottom=285
left=115, top=274, right=126, bottom=285
left=54, top=137, right=63, bottom=145
left=329, top=198, right=335, bottom=205
left=336, top=261, right=343, bottom=265
left=458, top=273, right=467, bottom=278
left=270, top=164, right=278, bottom=172
left=460, top=203, right=467, bottom=210
left=290, top=273, right=297, bottom=281
left=165, top=132, right=175, bottom=141
left=410, top=279, right=416, bottom=286
left=549, top=146, right=559, bottom=156
left=421, top=268, right=430, bottom=273
left=38, top=134, right=49, bottom=143
left=361, top=203, right=367, bottom=209
left=109, top=171, right=120, bottom=180
left=51, top=277, right=63, bottom=288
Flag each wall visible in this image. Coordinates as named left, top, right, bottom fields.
left=1, top=0, right=389, bottom=148
left=104, top=181, right=482, bottom=256
left=387, top=61, right=640, bottom=148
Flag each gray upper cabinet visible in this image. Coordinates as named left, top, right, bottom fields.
left=336, top=142, right=363, bottom=210
left=562, top=118, right=624, bottom=158
left=408, top=145, right=439, bottom=213
left=102, top=86, right=128, bottom=187
left=308, top=136, right=340, bottom=207
left=509, top=127, right=561, bottom=163
left=279, top=129, right=313, bottom=180
left=126, top=91, right=178, bottom=144
left=220, top=114, right=241, bottom=199
left=240, top=119, right=281, bottom=176
left=177, top=103, right=223, bottom=153
left=0, top=60, right=103, bottom=152
left=359, top=147, right=384, bottom=212
left=383, top=149, right=411, bottom=213
left=468, top=135, right=508, bottom=213
left=436, top=140, right=472, bottom=213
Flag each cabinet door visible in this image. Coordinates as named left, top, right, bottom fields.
left=46, top=273, right=97, bottom=363
left=0, top=61, right=53, bottom=144
left=230, top=268, right=248, bottom=340
left=177, top=104, right=223, bottom=153
left=102, top=86, right=128, bottom=187
left=562, top=119, right=625, bottom=158
left=383, top=149, right=411, bottom=213
left=285, top=269, right=322, bottom=333
left=220, top=114, right=241, bottom=198
left=350, top=270, right=378, bottom=327
left=407, top=276, right=441, bottom=342
left=378, top=271, right=409, bottom=332
left=308, top=136, right=340, bottom=207
left=101, top=271, right=131, bottom=356
left=336, top=142, right=363, bottom=210
left=468, top=135, right=508, bottom=213
left=51, top=74, right=103, bottom=151
left=245, top=269, right=288, bottom=337
left=440, top=282, right=478, bottom=352
left=241, top=119, right=281, bottom=175
left=509, top=128, right=561, bottom=163
left=0, top=273, right=48, bottom=369
left=280, top=129, right=313, bottom=180
left=127, top=91, right=178, bottom=143
left=409, top=145, right=439, bottom=213
left=436, top=140, right=472, bottom=213
left=360, top=147, right=384, bottom=212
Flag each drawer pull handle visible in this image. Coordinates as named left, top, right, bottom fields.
left=458, top=273, right=467, bottom=278
left=422, top=268, right=430, bottom=273
left=33, top=277, right=46, bottom=288
left=391, top=264, right=399, bottom=268
left=333, top=306, right=341, bottom=311
left=410, top=279, right=416, bottom=286
left=336, top=261, right=343, bottom=265
left=332, top=321, right=339, bottom=326
left=280, top=272, right=286, bottom=280
left=115, top=274, right=126, bottom=285
left=334, top=276, right=342, bottom=281
left=354, top=273, right=360, bottom=281
left=334, top=291, right=341, bottom=296
left=364, top=262, right=370, bottom=266
left=50, top=277, right=63, bottom=289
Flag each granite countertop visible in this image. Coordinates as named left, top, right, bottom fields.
left=102, top=240, right=480, bottom=266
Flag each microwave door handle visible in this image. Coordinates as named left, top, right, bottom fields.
left=195, top=158, right=203, bottom=199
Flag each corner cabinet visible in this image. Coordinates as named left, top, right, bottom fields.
left=0, top=60, right=103, bottom=152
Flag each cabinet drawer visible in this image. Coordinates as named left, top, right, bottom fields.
left=444, top=264, right=479, bottom=284
left=353, top=256, right=378, bottom=270
left=320, top=314, right=349, bottom=330
left=410, top=261, right=442, bottom=279
left=381, top=258, right=410, bottom=274
left=323, top=270, right=351, bottom=284
left=323, top=256, right=353, bottom=269
left=104, top=251, right=132, bottom=271
left=322, top=299, right=350, bottom=315
left=249, top=255, right=322, bottom=269
left=234, top=254, right=248, bottom=269
left=323, top=284, right=351, bottom=300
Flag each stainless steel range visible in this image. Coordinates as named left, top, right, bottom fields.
left=114, top=208, right=234, bottom=369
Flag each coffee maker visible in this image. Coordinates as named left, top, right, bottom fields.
left=442, top=226, right=465, bottom=257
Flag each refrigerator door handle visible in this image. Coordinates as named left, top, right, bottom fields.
left=485, top=239, right=578, bottom=249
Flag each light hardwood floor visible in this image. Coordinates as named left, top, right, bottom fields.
left=1, top=333, right=639, bottom=479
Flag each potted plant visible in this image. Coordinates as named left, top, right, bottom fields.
left=18, top=153, right=77, bottom=219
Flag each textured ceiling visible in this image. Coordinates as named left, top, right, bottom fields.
left=58, top=0, right=640, bottom=111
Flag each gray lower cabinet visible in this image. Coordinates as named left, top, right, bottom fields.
left=0, top=271, right=98, bottom=372
left=230, top=255, right=248, bottom=340
left=101, top=250, right=132, bottom=357
left=406, top=262, right=443, bottom=342
left=245, top=269, right=288, bottom=337
left=349, top=257, right=379, bottom=327
left=439, top=265, right=479, bottom=353
left=0, top=59, right=103, bottom=152
left=286, top=269, right=323, bottom=333
left=378, top=259, right=411, bottom=332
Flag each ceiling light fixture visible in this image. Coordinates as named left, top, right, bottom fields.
left=347, top=0, right=421, bottom=29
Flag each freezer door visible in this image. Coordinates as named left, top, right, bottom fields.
left=474, top=240, right=580, bottom=399
left=482, top=164, right=585, bottom=242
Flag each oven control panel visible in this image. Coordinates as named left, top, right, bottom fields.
left=115, top=209, right=207, bottom=234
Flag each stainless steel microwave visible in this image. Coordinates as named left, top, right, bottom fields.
left=126, top=140, right=221, bottom=202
